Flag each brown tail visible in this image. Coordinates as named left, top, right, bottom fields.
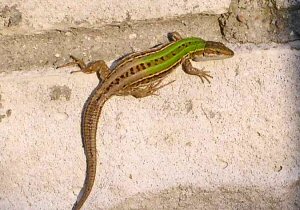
left=72, top=86, right=107, bottom=210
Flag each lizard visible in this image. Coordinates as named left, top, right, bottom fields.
left=58, top=32, right=234, bottom=210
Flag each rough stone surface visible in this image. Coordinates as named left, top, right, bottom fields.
left=0, top=14, right=222, bottom=73
left=0, top=0, right=300, bottom=209
left=220, top=0, right=300, bottom=43
left=0, top=5, right=22, bottom=27
left=275, top=0, right=300, bottom=8
left=0, top=43, right=299, bottom=209
left=0, top=0, right=231, bottom=31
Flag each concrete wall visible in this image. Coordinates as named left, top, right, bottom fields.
left=0, top=0, right=299, bottom=210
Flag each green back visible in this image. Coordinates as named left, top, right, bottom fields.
left=141, top=37, right=206, bottom=75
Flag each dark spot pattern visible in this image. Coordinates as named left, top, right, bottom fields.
left=140, top=63, right=146, bottom=69
left=140, top=41, right=196, bottom=70
left=114, top=78, right=120, bottom=84
left=50, top=85, right=71, bottom=101
left=135, top=66, right=140, bottom=72
left=130, top=67, right=135, bottom=74
left=106, top=83, right=114, bottom=92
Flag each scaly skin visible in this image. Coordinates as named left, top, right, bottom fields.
left=59, top=32, right=234, bottom=210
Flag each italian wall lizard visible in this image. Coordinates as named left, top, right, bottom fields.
left=59, top=32, right=234, bottom=210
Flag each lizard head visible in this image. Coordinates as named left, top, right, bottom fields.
left=192, top=41, right=234, bottom=61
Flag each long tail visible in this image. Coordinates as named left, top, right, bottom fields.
left=72, top=85, right=107, bottom=210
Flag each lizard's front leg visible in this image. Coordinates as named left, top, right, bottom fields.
left=182, top=59, right=213, bottom=83
left=57, top=55, right=110, bottom=81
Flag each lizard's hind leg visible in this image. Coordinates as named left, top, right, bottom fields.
left=118, top=78, right=175, bottom=98
left=129, top=80, right=175, bottom=98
